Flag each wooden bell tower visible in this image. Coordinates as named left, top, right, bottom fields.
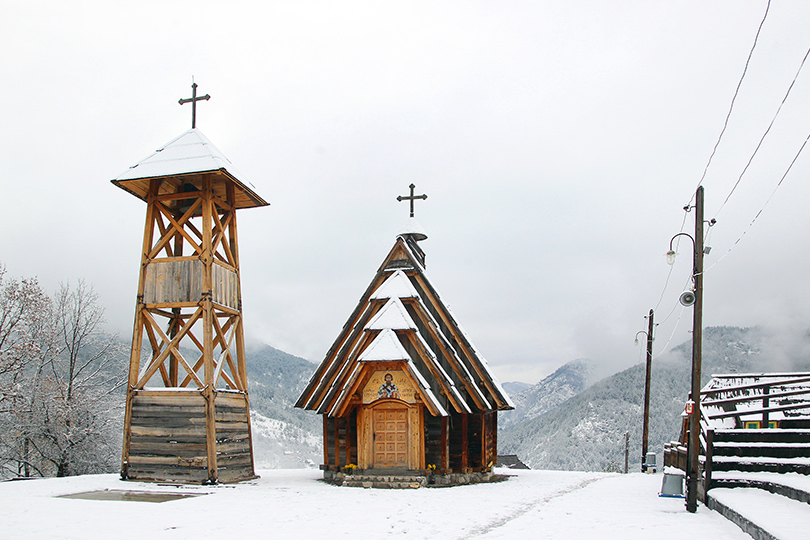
left=113, top=86, right=268, bottom=483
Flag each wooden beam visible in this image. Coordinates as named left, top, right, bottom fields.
left=461, top=414, right=468, bottom=470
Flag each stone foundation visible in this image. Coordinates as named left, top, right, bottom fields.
left=324, top=470, right=497, bottom=488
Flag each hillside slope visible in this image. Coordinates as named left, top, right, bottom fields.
left=499, top=359, right=593, bottom=430
left=499, top=326, right=810, bottom=472
left=245, top=344, right=321, bottom=468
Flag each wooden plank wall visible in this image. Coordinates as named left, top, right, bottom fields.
left=212, top=263, right=238, bottom=310
left=144, top=260, right=203, bottom=304
left=143, top=260, right=238, bottom=309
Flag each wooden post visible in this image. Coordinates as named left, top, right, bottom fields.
left=624, top=431, right=629, bottom=474
left=323, top=415, right=330, bottom=468
left=763, top=385, right=770, bottom=427
left=641, top=309, right=654, bottom=471
left=461, top=414, right=469, bottom=471
left=703, top=429, right=714, bottom=499
left=335, top=417, right=341, bottom=468
left=120, top=179, right=159, bottom=479
left=441, top=416, right=448, bottom=472
left=491, top=412, right=498, bottom=467
left=687, top=185, right=704, bottom=513
left=201, top=176, right=218, bottom=484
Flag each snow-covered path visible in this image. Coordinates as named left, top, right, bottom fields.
left=0, top=469, right=752, bottom=539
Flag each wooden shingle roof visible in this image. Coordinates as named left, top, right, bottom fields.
left=296, top=233, right=514, bottom=417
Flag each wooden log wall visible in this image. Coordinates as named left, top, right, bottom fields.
left=125, top=391, right=209, bottom=483
left=423, top=413, right=444, bottom=469
left=214, top=392, right=254, bottom=483
left=324, top=416, right=336, bottom=467
left=484, top=411, right=498, bottom=468
left=323, top=413, right=359, bottom=469
left=124, top=390, right=254, bottom=483
left=448, top=412, right=465, bottom=471
left=467, top=413, right=483, bottom=469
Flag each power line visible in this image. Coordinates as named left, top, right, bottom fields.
left=704, top=128, right=810, bottom=273
left=713, top=45, right=810, bottom=219
left=689, top=0, right=772, bottom=206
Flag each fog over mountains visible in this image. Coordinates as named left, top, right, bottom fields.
left=245, top=325, right=810, bottom=472
left=70, top=325, right=809, bottom=472
left=499, top=326, right=810, bottom=472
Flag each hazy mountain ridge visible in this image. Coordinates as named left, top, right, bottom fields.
left=499, top=326, right=810, bottom=472
left=499, top=358, right=593, bottom=430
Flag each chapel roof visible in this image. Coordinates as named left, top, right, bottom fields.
left=296, top=233, right=514, bottom=417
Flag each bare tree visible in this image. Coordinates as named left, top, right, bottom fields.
left=0, top=270, right=126, bottom=478
left=0, top=266, right=55, bottom=477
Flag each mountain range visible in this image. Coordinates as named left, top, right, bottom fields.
left=244, top=325, right=810, bottom=472
left=499, top=325, right=810, bottom=472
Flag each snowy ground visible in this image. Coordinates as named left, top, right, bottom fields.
left=0, top=469, right=762, bottom=539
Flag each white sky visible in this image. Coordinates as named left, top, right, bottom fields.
left=2, top=1, right=810, bottom=383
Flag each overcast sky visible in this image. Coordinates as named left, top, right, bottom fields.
left=3, top=1, right=810, bottom=384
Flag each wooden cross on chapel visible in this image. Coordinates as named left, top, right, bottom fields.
left=397, top=183, right=428, bottom=218
left=178, top=80, right=210, bottom=129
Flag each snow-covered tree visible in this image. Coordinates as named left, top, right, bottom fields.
left=0, top=269, right=126, bottom=478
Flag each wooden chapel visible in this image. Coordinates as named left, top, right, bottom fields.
left=295, top=185, right=514, bottom=478
left=113, top=84, right=267, bottom=483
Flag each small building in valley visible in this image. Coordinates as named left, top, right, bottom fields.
left=295, top=194, right=514, bottom=481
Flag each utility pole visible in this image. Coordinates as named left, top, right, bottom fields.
left=641, top=309, right=654, bottom=472
left=686, top=186, right=705, bottom=513
left=624, top=431, right=630, bottom=474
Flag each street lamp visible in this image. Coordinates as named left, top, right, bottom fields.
left=667, top=185, right=707, bottom=514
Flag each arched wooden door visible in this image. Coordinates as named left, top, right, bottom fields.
left=372, top=402, right=409, bottom=468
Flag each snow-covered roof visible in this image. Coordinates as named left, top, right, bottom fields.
left=365, top=298, right=417, bottom=331
left=114, top=129, right=242, bottom=181
left=111, top=128, right=268, bottom=209
left=297, top=233, right=513, bottom=417
left=370, top=270, right=419, bottom=300
left=358, top=329, right=411, bottom=362
left=700, top=373, right=810, bottom=430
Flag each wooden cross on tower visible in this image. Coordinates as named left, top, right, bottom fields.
left=178, top=81, right=211, bottom=129
left=397, top=183, right=428, bottom=218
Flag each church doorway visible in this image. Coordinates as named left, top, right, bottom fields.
left=372, top=403, right=409, bottom=468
